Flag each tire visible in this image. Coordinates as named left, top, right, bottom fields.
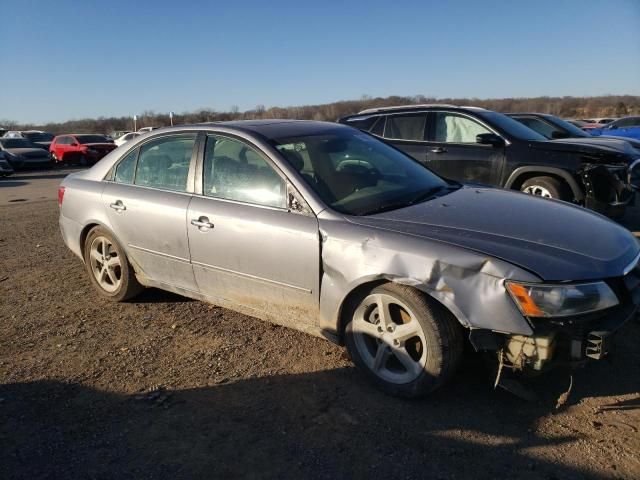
left=344, top=283, right=464, bottom=398
left=83, top=227, right=144, bottom=301
left=520, top=176, right=571, bottom=201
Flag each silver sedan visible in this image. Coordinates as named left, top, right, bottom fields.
left=59, top=121, right=640, bottom=397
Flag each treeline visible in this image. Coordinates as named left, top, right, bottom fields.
left=3, top=95, right=639, bottom=135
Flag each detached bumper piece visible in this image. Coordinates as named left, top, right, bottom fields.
left=581, top=164, right=634, bottom=217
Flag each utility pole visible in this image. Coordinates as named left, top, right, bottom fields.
left=169, top=111, right=174, bottom=126
left=133, top=115, right=137, bottom=132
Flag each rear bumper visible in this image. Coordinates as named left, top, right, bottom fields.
left=59, top=214, right=84, bottom=261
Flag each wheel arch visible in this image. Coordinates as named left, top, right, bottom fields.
left=79, top=221, right=121, bottom=263
left=504, top=166, right=584, bottom=201
left=334, top=278, right=471, bottom=344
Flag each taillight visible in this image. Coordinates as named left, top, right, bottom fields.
left=58, top=186, right=65, bottom=207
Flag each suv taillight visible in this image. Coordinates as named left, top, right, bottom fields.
left=58, top=186, right=65, bottom=207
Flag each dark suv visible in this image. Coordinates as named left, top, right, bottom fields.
left=339, top=105, right=638, bottom=217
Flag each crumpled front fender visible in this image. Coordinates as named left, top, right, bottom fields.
left=317, top=216, right=539, bottom=340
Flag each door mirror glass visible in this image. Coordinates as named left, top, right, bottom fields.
left=203, top=135, right=286, bottom=208
left=475, top=133, right=505, bottom=146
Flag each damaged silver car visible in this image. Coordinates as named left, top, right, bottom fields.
left=59, top=121, right=640, bottom=398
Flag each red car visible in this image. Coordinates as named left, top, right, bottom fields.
left=50, top=134, right=116, bottom=165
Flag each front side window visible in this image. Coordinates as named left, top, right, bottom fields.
left=433, top=113, right=491, bottom=143
left=133, top=135, right=195, bottom=192
left=384, top=114, right=427, bottom=141
left=203, top=135, right=286, bottom=208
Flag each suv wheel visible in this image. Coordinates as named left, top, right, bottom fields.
left=84, top=227, right=144, bottom=301
left=521, top=176, right=570, bottom=201
left=345, top=283, right=463, bottom=398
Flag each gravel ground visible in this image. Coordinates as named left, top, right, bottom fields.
left=0, top=172, right=639, bottom=479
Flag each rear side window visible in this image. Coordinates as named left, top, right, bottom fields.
left=384, top=114, right=427, bottom=141
left=345, top=116, right=379, bottom=131
left=433, top=113, right=491, bottom=143
left=370, top=116, right=386, bottom=136
left=133, top=135, right=195, bottom=192
left=114, top=149, right=138, bottom=184
left=203, top=135, right=286, bottom=208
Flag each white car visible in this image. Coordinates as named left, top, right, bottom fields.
left=114, top=132, right=140, bottom=147
left=137, top=126, right=159, bottom=133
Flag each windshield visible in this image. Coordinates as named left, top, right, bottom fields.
left=76, top=135, right=109, bottom=144
left=547, top=116, right=590, bottom=137
left=270, top=128, right=454, bottom=216
left=478, top=111, right=547, bottom=141
left=23, top=132, right=54, bottom=142
left=0, top=138, right=38, bottom=149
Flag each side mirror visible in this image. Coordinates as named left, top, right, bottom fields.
left=551, top=131, right=570, bottom=139
left=476, top=133, right=504, bottom=146
left=71, top=142, right=79, bottom=146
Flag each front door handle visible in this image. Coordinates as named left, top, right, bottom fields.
left=191, top=216, right=214, bottom=230
left=109, top=200, right=126, bottom=211
left=430, top=147, right=447, bottom=154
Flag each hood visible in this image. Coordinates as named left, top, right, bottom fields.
left=347, top=187, right=639, bottom=281
left=4, top=147, right=50, bottom=157
left=538, top=138, right=635, bottom=159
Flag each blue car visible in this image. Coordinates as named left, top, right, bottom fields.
left=590, top=116, right=640, bottom=141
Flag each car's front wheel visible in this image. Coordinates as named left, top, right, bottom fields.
left=345, top=283, right=464, bottom=398
left=521, top=176, right=571, bottom=201
left=83, top=227, right=144, bottom=301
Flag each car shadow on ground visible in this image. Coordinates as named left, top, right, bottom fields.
left=0, top=180, right=28, bottom=188
left=2, top=320, right=638, bottom=480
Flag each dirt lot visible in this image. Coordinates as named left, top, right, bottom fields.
left=1, top=170, right=639, bottom=479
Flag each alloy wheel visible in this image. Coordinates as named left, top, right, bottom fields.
left=522, top=185, right=553, bottom=198
left=89, top=236, right=122, bottom=292
left=351, top=293, right=427, bottom=384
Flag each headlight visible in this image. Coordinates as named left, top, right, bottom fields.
left=506, top=281, right=618, bottom=317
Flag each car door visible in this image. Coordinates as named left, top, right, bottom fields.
left=381, top=113, right=429, bottom=165
left=187, top=133, right=320, bottom=325
left=423, top=111, right=505, bottom=185
left=102, top=133, right=199, bottom=291
left=54, top=136, right=68, bottom=160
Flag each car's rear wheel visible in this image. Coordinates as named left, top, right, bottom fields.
left=521, top=176, right=571, bottom=201
left=84, top=227, right=143, bottom=301
left=345, top=283, right=464, bottom=398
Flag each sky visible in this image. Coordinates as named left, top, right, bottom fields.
left=1, top=0, right=639, bottom=124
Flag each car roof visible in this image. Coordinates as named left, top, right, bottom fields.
left=194, top=119, right=348, bottom=139
left=343, top=104, right=488, bottom=119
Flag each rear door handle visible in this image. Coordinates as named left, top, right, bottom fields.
left=430, top=147, right=447, bottom=154
left=191, top=216, right=214, bottom=230
left=109, top=200, right=126, bottom=211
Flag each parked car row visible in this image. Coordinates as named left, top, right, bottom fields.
left=339, top=105, right=640, bottom=218
left=59, top=119, right=640, bottom=398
